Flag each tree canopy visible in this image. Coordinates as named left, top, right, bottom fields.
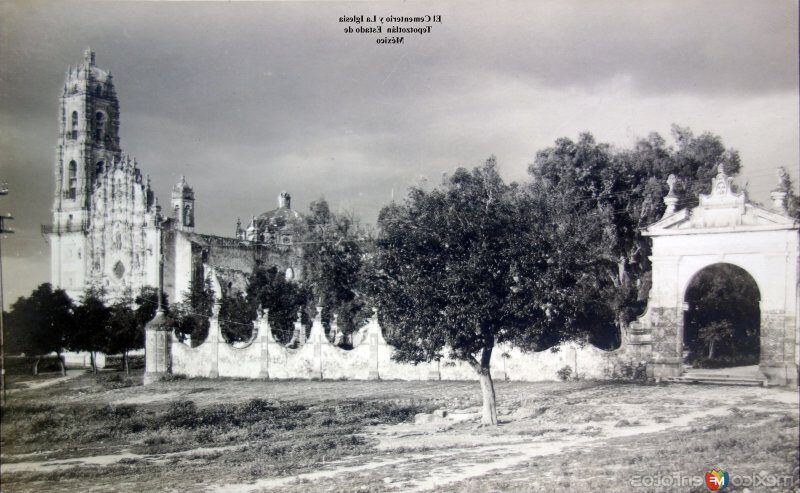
left=528, top=126, right=742, bottom=347
left=5, top=283, right=74, bottom=375
left=369, top=158, right=604, bottom=424
left=172, top=275, right=214, bottom=347
left=70, top=287, right=112, bottom=373
left=246, top=265, right=309, bottom=345
left=301, top=198, right=371, bottom=343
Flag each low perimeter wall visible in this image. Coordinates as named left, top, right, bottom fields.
left=169, top=308, right=625, bottom=382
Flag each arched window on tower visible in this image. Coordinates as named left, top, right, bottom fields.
left=96, top=161, right=104, bottom=175
left=71, top=111, right=78, bottom=140
left=184, top=204, right=193, bottom=227
left=68, top=160, right=77, bottom=200
left=94, top=112, right=104, bottom=141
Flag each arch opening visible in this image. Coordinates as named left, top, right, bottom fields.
left=70, top=111, right=78, bottom=139
left=94, top=111, right=105, bottom=141
left=683, top=263, right=760, bottom=369
left=67, top=160, right=77, bottom=199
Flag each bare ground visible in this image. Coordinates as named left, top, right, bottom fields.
left=1, top=370, right=798, bottom=492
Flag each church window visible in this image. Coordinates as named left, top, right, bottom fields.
left=68, top=160, right=77, bottom=199
left=94, top=112, right=104, bottom=141
left=96, top=161, right=104, bottom=175
left=71, top=111, right=78, bottom=139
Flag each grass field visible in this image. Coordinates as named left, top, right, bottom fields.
left=1, top=369, right=797, bottom=492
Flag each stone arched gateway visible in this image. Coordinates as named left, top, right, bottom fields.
left=627, top=167, right=799, bottom=386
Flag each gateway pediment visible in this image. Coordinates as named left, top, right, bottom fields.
left=644, top=166, right=797, bottom=236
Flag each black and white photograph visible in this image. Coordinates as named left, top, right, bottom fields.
left=0, top=1, right=798, bottom=491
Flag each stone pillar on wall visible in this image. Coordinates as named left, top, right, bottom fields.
left=625, top=308, right=653, bottom=364
left=626, top=256, right=683, bottom=380
left=760, top=308, right=798, bottom=386
left=647, top=306, right=683, bottom=379
left=289, top=312, right=306, bottom=346
left=427, top=360, right=441, bottom=381
left=257, top=308, right=270, bottom=379
left=332, top=314, right=343, bottom=346
left=367, top=308, right=382, bottom=380
left=143, top=308, right=172, bottom=385
left=208, top=301, right=221, bottom=378
left=309, top=306, right=327, bottom=380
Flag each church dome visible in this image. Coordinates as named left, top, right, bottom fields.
left=239, top=191, right=304, bottom=243
left=172, top=175, right=194, bottom=199
left=256, top=206, right=302, bottom=225
left=255, top=191, right=302, bottom=228
left=76, top=48, right=112, bottom=83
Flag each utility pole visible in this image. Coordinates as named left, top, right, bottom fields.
left=0, top=182, right=13, bottom=406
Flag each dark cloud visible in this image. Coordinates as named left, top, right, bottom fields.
left=0, top=0, right=797, bottom=305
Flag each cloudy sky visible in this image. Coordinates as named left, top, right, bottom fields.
left=1, top=0, right=798, bottom=307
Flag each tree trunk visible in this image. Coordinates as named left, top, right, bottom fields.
left=708, top=340, right=715, bottom=360
left=478, top=368, right=498, bottom=425
left=613, top=258, right=631, bottom=350
left=473, top=344, right=497, bottom=426
left=123, top=351, right=129, bottom=375
left=90, top=352, right=98, bottom=374
left=32, top=356, right=40, bottom=376
left=617, top=314, right=628, bottom=349
left=57, top=352, right=66, bottom=376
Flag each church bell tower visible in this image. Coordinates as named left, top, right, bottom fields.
left=49, top=49, right=123, bottom=296
left=171, top=176, right=195, bottom=232
left=53, top=48, right=121, bottom=228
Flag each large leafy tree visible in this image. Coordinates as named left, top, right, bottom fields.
left=173, top=275, right=215, bottom=347
left=246, top=265, right=310, bottom=345
left=301, top=198, right=370, bottom=344
left=70, top=288, right=111, bottom=373
left=529, top=126, right=741, bottom=347
left=106, top=287, right=165, bottom=375
left=107, top=297, right=139, bottom=374
left=370, top=159, right=603, bottom=425
left=776, top=167, right=800, bottom=221
left=217, top=265, right=311, bottom=345
left=5, top=283, right=74, bottom=375
left=219, top=291, right=257, bottom=343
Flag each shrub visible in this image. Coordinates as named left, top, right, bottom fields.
left=557, top=365, right=573, bottom=381
left=96, top=372, right=138, bottom=390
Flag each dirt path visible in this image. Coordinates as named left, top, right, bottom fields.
left=1, top=445, right=241, bottom=474
left=204, top=405, right=735, bottom=492
left=7, top=370, right=83, bottom=394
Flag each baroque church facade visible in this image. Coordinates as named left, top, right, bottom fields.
left=46, top=50, right=302, bottom=304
